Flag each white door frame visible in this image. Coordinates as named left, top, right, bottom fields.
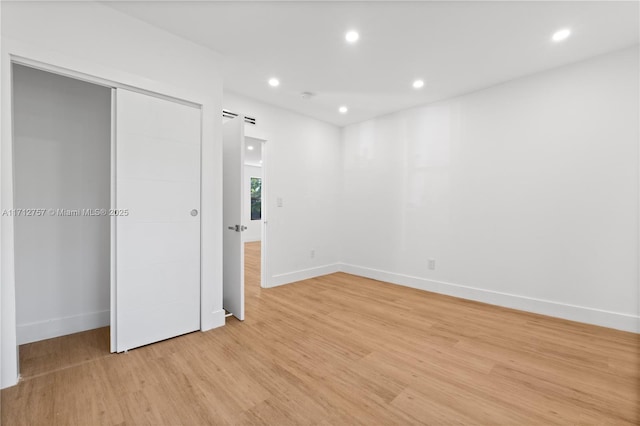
left=1, top=41, right=221, bottom=388
left=243, top=134, right=269, bottom=289
left=110, top=89, right=118, bottom=352
left=258, top=138, right=269, bottom=289
left=243, top=125, right=269, bottom=289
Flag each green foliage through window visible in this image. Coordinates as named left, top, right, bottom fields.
left=250, top=177, right=262, bottom=220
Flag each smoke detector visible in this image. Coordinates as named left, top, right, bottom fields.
left=300, top=92, right=316, bottom=100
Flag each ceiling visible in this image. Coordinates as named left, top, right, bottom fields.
left=107, top=1, right=639, bottom=127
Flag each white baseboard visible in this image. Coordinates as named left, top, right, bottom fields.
left=17, top=310, right=110, bottom=345
left=17, top=307, right=228, bottom=345
left=203, top=309, right=226, bottom=331
left=338, top=263, right=639, bottom=333
left=269, top=263, right=341, bottom=288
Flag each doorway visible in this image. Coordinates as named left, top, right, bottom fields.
left=244, top=137, right=265, bottom=299
left=222, top=116, right=268, bottom=321
left=11, top=62, right=204, bottom=379
left=12, top=64, right=112, bottom=377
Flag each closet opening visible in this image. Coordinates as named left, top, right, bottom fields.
left=12, top=64, right=113, bottom=379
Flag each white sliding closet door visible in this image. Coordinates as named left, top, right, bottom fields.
left=115, top=89, right=201, bottom=352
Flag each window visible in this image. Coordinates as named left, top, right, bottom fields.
left=250, top=177, right=262, bottom=220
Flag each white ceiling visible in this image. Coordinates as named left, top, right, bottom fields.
left=107, top=1, right=639, bottom=127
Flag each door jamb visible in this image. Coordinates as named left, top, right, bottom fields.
left=259, top=138, right=269, bottom=289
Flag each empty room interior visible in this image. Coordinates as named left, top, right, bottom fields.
left=0, top=1, right=639, bottom=425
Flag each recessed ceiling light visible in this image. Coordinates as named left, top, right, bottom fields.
left=268, top=78, right=280, bottom=87
left=339, top=106, right=348, bottom=114
left=412, top=79, right=425, bottom=89
left=345, top=31, right=359, bottom=43
left=259, top=160, right=263, bottom=164
left=247, top=146, right=254, bottom=150
left=552, top=28, right=571, bottom=42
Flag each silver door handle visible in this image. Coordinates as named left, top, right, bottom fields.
left=240, top=225, right=247, bottom=231
left=191, top=209, right=198, bottom=217
left=228, top=225, right=240, bottom=232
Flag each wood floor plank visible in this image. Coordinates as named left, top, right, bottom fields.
left=2, top=240, right=638, bottom=425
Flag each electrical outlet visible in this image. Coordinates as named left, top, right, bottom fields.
left=277, top=197, right=283, bottom=207
left=310, top=249, right=315, bottom=259
left=428, top=258, right=436, bottom=270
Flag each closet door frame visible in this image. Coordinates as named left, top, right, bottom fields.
left=12, top=59, right=201, bottom=356
left=1, top=46, right=221, bottom=389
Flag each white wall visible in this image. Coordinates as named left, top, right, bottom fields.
left=340, top=47, right=639, bottom=332
left=13, top=65, right=111, bottom=344
left=1, top=1, right=224, bottom=388
left=224, top=92, right=342, bottom=286
left=244, top=164, right=263, bottom=242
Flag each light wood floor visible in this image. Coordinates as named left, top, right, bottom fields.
left=2, top=241, right=638, bottom=425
